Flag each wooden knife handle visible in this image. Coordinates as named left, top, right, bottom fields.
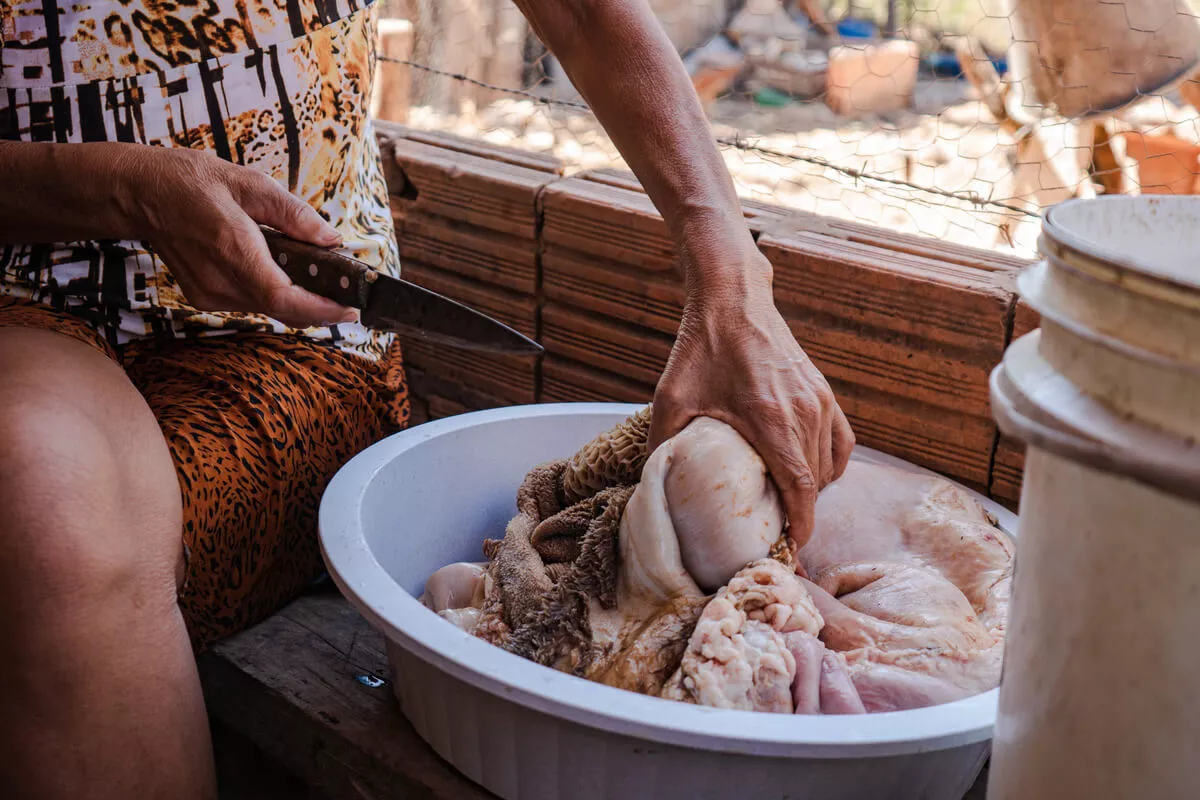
left=259, top=225, right=377, bottom=308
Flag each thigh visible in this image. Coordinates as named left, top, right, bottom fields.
left=124, top=334, right=410, bottom=649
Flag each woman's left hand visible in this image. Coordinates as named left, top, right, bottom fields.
left=648, top=256, right=855, bottom=548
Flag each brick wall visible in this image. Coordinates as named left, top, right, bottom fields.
left=374, top=120, right=1037, bottom=506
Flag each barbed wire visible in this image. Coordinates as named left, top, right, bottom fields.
left=381, top=56, right=1040, bottom=219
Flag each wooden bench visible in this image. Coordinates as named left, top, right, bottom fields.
left=201, top=582, right=990, bottom=799
left=200, top=582, right=492, bottom=799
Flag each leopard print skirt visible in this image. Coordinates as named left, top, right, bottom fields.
left=0, top=298, right=411, bottom=649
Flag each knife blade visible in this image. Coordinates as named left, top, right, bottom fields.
left=259, top=226, right=543, bottom=357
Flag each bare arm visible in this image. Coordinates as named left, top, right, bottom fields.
left=0, top=142, right=143, bottom=244
left=515, top=0, right=855, bottom=543
left=0, top=141, right=352, bottom=327
left=513, top=0, right=762, bottom=298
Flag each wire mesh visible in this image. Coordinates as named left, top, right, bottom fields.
left=372, top=0, right=1200, bottom=258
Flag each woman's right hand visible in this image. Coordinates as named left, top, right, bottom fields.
left=118, top=147, right=357, bottom=329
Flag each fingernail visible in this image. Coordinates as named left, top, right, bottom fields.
left=340, top=308, right=360, bottom=324
left=319, top=225, right=343, bottom=246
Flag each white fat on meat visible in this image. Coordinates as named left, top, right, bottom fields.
left=588, top=418, right=784, bottom=689
left=647, top=439, right=1011, bottom=715
left=662, top=559, right=822, bottom=712
left=428, top=416, right=1013, bottom=716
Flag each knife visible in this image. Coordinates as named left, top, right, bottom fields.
left=259, top=226, right=543, bottom=357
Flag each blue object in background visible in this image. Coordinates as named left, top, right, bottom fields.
left=924, top=50, right=1009, bottom=79
left=837, top=18, right=877, bottom=39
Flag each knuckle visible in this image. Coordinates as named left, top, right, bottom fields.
left=257, top=284, right=287, bottom=316
left=817, top=384, right=837, bottom=413
left=790, top=397, right=821, bottom=428
left=234, top=170, right=284, bottom=206
left=758, top=396, right=789, bottom=420
left=841, top=420, right=857, bottom=448
left=791, top=468, right=819, bottom=498
left=239, top=167, right=276, bottom=189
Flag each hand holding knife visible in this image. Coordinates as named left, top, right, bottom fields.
left=259, top=225, right=543, bottom=357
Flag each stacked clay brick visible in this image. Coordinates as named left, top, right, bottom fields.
left=376, top=122, right=563, bottom=424
left=373, top=123, right=1036, bottom=507
left=759, top=214, right=1031, bottom=491
left=991, top=297, right=1041, bottom=504
left=539, top=170, right=790, bottom=404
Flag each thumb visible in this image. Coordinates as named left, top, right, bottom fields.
left=234, top=172, right=342, bottom=248
left=648, top=385, right=695, bottom=453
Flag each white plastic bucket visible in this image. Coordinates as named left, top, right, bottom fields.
left=319, top=403, right=1017, bottom=800
left=988, top=195, right=1200, bottom=799
left=1024, top=196, right=1200, bottom=439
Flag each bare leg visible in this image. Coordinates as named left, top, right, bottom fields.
left=0, top=328, right=216, bottom=800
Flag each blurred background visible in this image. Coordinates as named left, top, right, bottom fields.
left=370, top=0, right=1200, bottom=258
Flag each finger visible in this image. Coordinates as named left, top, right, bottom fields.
left=830, top=405, right=855, bottom=482
left=817, top=400, right=834, bottom=489
left=793, top=390, right=824, bottom=495
left=233, top=171, right=342, bottom=247
left=232, top=215, right=358, bottom=328
left=782, top=464, right=819, bottom=549
left=745, top=416, right=819, bottom=547
left=263, top=282, right=361, bottom=330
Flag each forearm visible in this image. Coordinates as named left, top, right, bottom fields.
left=514, top=0, right=771, bottom=299
left=0, top=141, right=147, bottom=245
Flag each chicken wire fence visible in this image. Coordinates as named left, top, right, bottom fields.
left=371, top=0, right=1200, bottom=258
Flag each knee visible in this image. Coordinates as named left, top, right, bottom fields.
left=0, top=398, right=181, bottom=611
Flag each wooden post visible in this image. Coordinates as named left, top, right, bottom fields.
left=482, top=0, right=529, bottom=105
left=406, top=0, right=527, bottom=114
left=372, top=19, right=414, bottom=124
left=1090, top=120, right=1125, bottom=196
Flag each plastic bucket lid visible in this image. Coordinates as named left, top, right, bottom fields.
left=1013, top=196, right=1200, bottom=439
left=1042, top=196, right=1200, bottom=305
left=991, top=333, right=1200, bottom=504
left=1023, top=245, right=1200, bottom=368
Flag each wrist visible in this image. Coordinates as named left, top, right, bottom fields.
left=681, top=240, right=774, bottom=310
left=672, top=208, right=773, bottom=303
left=68, top=143, right=163, bottom=240
left=103, top=144, right=158, bottom=240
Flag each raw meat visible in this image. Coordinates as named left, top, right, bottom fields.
left=661, top=559, right=822, bottom=712
left=797, top=460, right=1014, bottom=712
left=642, top=417, right=784, bottom=592
left=424, top=408, right=1013, bottom=716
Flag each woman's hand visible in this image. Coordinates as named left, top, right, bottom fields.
left=649, top=256, right=855, bottom=548
left=118, top=147, right=356, bottom=329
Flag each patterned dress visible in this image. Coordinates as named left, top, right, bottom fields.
left=0, top=0, right=400, bottom=362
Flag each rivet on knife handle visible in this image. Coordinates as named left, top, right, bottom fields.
left=259, top=225, right=376, bottom=308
